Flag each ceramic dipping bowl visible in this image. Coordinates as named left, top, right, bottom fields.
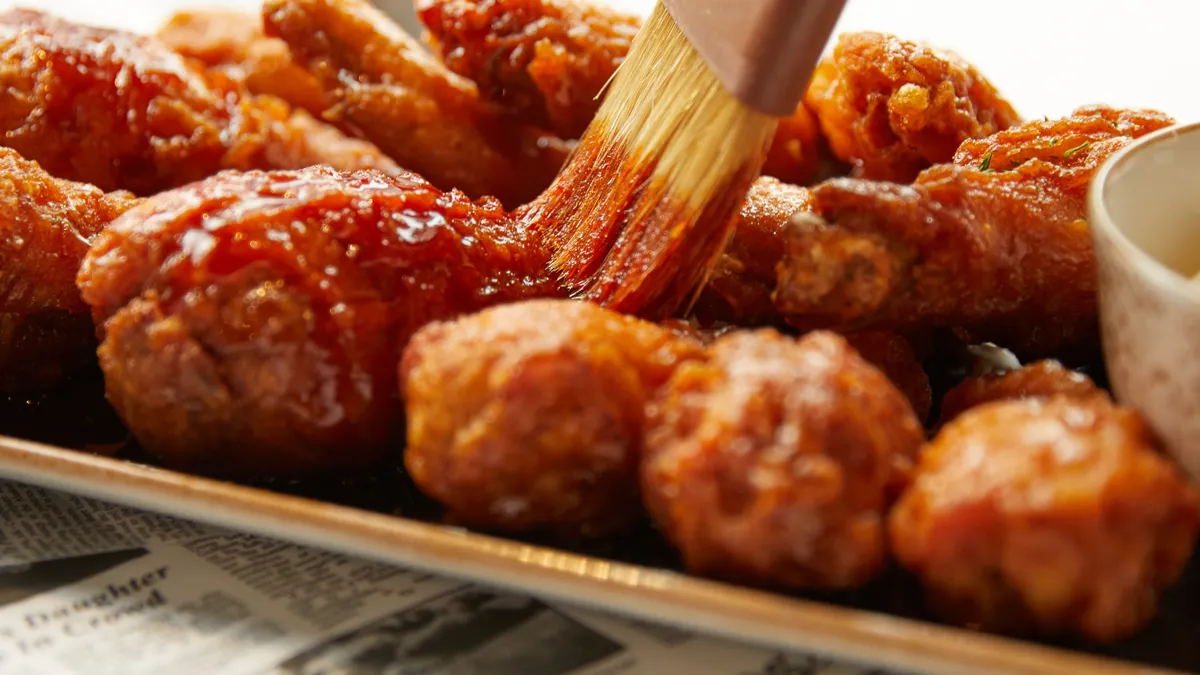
left=1090, top=120, right=1200, bottom=481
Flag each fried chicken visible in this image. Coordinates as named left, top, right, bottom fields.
left=257, top=103, right=406, bottom=175
left=889, top=397, right=1200, bottom=642
left=0, top=9, right=400, bottom=197
left=263, top=0, right=570, bottom=208
left=402, top=299, right=705, bottom=537
left=417, top=0, right=639, bottom=140
left=775, top=106, right=1175, bottom=358
left=157, top=9, right=329, bottom=117
left=416, top=0, right=829, bottom=185
left=692, top=179, right=817, bottom=327
left=805, top=31, right=1022, bottom=182
left=938, top=360, right=1108, bottom=425
left=642, top=330, right=924, bottom=590
left=0, top=147, right=139, bottom=391
left=843, top=330, right=932, bottom=423
left=77, top=166, right=559, bottom=477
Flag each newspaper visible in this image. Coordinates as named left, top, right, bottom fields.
left=0, top=480, right=901, bottom=675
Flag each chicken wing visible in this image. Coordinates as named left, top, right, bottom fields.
left=156, top=9, right=329, bottom=118
left=402, top=299, right=705, bottom=537
left=642, top=330, right=924, bottom=590
left=263, top=0, right=570, bottom=208
left=938, top=359, right=1107, bottom=425
left=416, top=0, right=639, bottom=140
left=0, top=9, right=398, bottom=196
left=691, top=178, right=817, bottom=327
left=0, top=147, right=138, bottom=391
left=416, top=0, right=829, bottom=185
left=775, top=106, right=1175, bottom=358
left=889, top=397, right=1200, bottom=642
left=77, top=166, right=559, bottom=477
left=805, top=31, right=1021, bottom=182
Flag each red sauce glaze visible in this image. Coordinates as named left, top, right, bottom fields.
left=78, top=166, right=560, bottom=476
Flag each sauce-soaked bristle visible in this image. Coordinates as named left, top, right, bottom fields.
left=518, top=3, right=778, bottom=320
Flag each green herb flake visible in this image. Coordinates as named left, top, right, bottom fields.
left=1063, top=141, right=1091, bottom=158
left=1009, top=158, right=1029, bottom=169
left=979, top=150, right=994, bottom=172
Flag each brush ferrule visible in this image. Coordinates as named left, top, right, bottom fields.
left=661, top=0, right=847, bottom=117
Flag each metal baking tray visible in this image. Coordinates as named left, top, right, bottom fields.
left=0, top=373, right=1194, bottom=675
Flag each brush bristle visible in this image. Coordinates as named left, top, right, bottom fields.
left=519, top=2, right=778, bottom=320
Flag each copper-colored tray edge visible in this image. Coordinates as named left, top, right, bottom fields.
left=0, top=435, right=1176, bottom=675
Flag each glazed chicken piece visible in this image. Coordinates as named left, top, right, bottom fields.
left=157, top=11, right=399, bottom=174
left=77, top=166, right=559, bottom=477
left=890, top=397, right=1200, bottom=642
left=263, top=0, right=570, bottom=208
left=0, top=9, right=400, bottom=197
left=0, top=148, right=139, bottom=391
left=416, top=0, right=639, bottom=140
left=416, top=0, right=829, bottom=185
left=938, top=359, right=1108, bottom=425
left=156, top=9, right=329, bottom=118
left=402, top=299, right=706, bottom=537
left=691, top=178, right=816, bottom=327
left=642, top=330, right=924, bottom=590
left=776, top=106, right=1175, bottom=359
left=805, top=31, right=1021, bottom=182
left=258, top=104, right=406, bottom=175
left=842, top=330, right=932, bottom=423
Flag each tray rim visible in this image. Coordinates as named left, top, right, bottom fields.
left=0, top=434, right=1181, bottom=675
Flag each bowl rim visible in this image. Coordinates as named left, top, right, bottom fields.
left=1089, top=118, right=1200, bottom=300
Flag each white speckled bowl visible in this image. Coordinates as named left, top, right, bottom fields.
left=1091, top=121, right=1200, bottom=481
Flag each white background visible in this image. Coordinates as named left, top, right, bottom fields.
left=7, top=0, right=1199, bottom=124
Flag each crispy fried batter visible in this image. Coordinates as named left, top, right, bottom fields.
left=417, top=0, right=829, bottom=185
left=263, top=0, right=570, bottom=208
left=0, top=9, right=400, bottom=196
left=402, top=299, right=705, bottom=537
left=939, top=360, right=1107, bottom=425
left=843, top=330, right=932, bottom=423
left=259, top=104, right=406, bottom=175
left=775, top=107, right=1175, bottom=358
left=157, top=9, right=329, bottom=117
left=805, top=31, right=1021, bottom=182
left=763, top=104, right=828, bottom=186
left=77, top=167, right=559, bottom=477
left=416, top=0, right=639, bottom=140
left=0, top=148, right=137, bottom=316
left=0, top=147, right=138, bottom=391
left=642, top=330, right=924, bottom=590
left=693, top=178, right=816, bottom=326
left=889, top=397, right=1200, bottom=642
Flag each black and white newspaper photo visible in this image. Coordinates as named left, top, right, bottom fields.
left=0, top=480, right=898, bottom=675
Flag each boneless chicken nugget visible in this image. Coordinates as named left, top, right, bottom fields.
left=938, top=359, right=1108, bottom=425
left=841, top=330, right=932, bottom=423
left=77, top=166, right=557, bottom=477
left=889, top=397, right=1200, bottom=642
left=402, top=299, right=705, bottom=537
left=642, top=330, right=925, bottom=590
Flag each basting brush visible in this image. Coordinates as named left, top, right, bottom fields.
left=519, top=0, right=848, bottom=320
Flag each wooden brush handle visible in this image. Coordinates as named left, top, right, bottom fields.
left=661, top=0, right=848, bottom=117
